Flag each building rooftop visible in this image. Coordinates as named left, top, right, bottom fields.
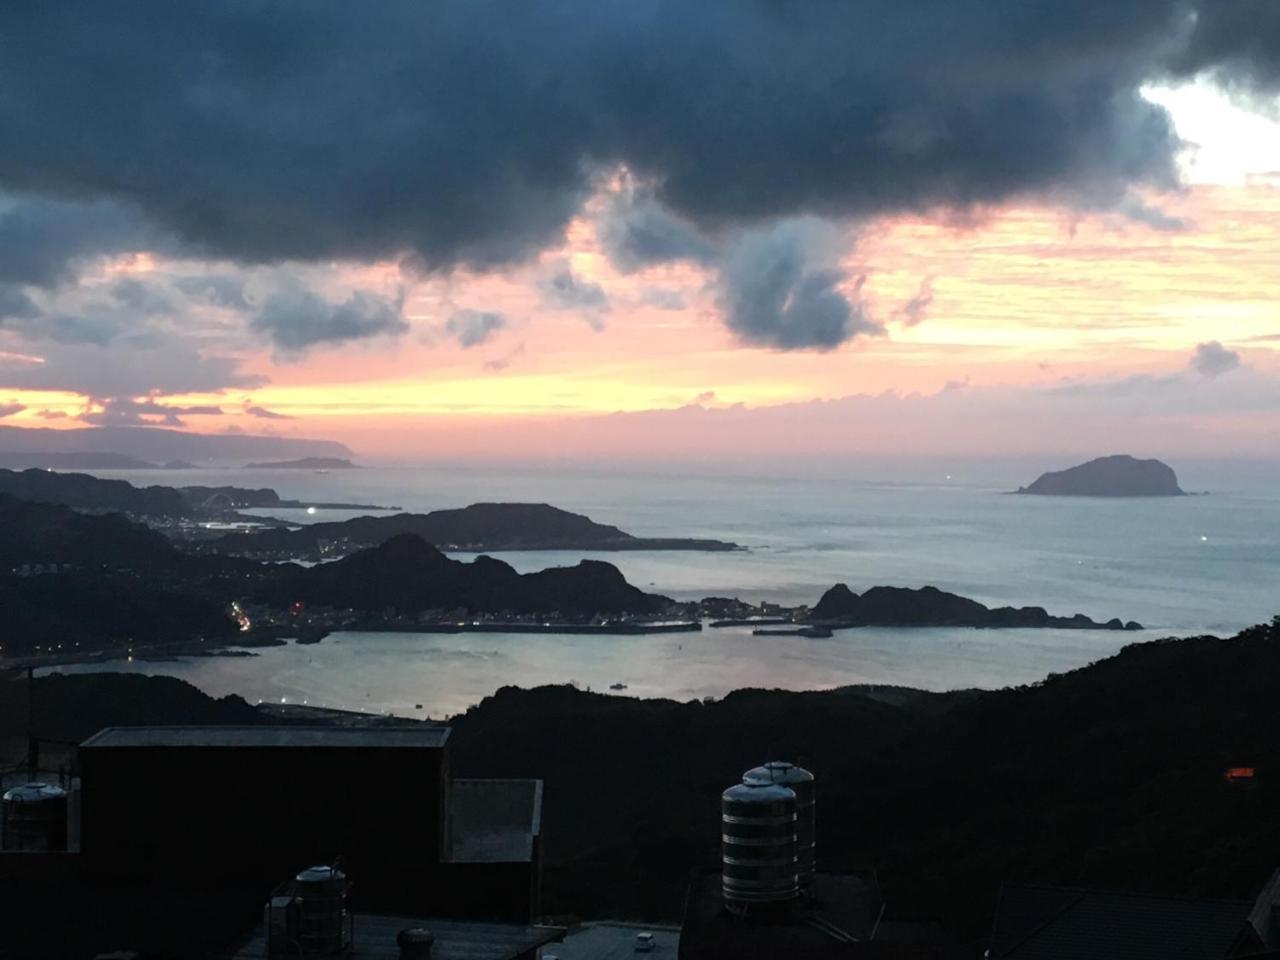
left=231, top=914, right=564, bottom=960
left=546, top=921, right=680, bottom=959
left=679, top=870, right=885, bottom=959
left=989, top=882, right=1255, bottom=960
left=448, top=778, right=543, bottom=863
left=80, top=724, right=451, bottom=750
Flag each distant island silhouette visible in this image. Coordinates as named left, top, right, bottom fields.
left=808, top=583, right=1139, bottom=630
left=1015, top=454, right=1185, bottom=497
left=0, top=424, right=351, bottom=463
left=245, top=457, right=358, bottom=469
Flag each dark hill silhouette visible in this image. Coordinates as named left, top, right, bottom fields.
left=0, top=493, right=182, bottom=569
left=0, top=452, right=160, bottom=470
left=259, top=533, right=667, bottom=616
left=1016, top=455, right=1185, bottom=496
left=9, top=617, right=1280, bottom=943
left=809, top=583, right=1138, bottom=630
left=0, top=468, right=191, bottom=517
left=0, top=672, right=262, bottom=749
left=447, top=617, right=1280, bottom=937
left=205, top=502, right=739, bottom=558
left=0, top=468, right=389, bottom=518
left=0, top=502, right=666, bottom=658
left=0, top=496, right=251, bottom=654
left=179, top=485, right=284, bottom=510
left=0, top=423, right=350, bottom=461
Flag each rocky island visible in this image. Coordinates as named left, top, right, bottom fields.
left=1015, top=454, right=1185, bottom=497
left=806, top=583, right=1139, bottom=630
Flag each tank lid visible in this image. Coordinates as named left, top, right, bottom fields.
left=2, top=782, right=67, bottom=803
left=295, top=865, right=346, bottom=884
left=722, top=781, right=796, bottom=804
left=743, top=760, right=814, bottom=786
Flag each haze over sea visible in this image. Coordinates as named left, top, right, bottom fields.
left=54, top=456, right=1279, bottom=717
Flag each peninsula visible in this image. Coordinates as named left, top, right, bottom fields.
left=0, top=468, right=392, bottom=519
left=0, top=496, right=672, bottom=663
left=1015, top=454, right=1185, bottom=497
left=199, top=502, right=741, bottom=559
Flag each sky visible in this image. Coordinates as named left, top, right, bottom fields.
left=1, top=3, right=1279, bottom=460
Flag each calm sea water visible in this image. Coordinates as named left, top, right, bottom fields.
left=54, top=456, right=1280, bottom=717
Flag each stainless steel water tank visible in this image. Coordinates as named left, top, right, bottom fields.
left=721, top=781, right=798, bottom=906
left=744, top=761, right=815, bottom=890
left=1, top=782, right=68, bottom=852
left=293, top=865, right=349, bottom=955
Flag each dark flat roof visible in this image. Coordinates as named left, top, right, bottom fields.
left=232, top=914, right=563, bottom=960
left=679, top=870, right=884, bottom=959
left=447, top=778, right=543, bottom=863
left=551, top=921, right=681, bottom=959
left=989, top=882, right=1252, bottom=960
left=80, top=725, right=450, bottom=750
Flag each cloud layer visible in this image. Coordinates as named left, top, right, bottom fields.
left=2, top=1, right=1263, bottom=279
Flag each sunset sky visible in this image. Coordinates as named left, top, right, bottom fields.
left=2, top=4, right=1279, bottom=459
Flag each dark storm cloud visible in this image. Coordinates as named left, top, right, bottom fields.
left=110, top=277, right=177, bottom=315
left=445, top=310, right=507, bottom=349
left=1171, top=2, right=1280, bottom=90
left=598, top=188, right=716, bottom=273
left=719, top=221, right=883, bottom=351
left=0, top=1, right=1223, bottom=277
left=250, top=289, right=408, bottom=352
left=0, top=195, right=162, bottom=287
left=174, top=275, right=253, bottom=310
left=6, top=309, right=126, bottom=346
left=0, top=284, right=39, bottom=319
left=1189, top=340, right=1241, bottom=377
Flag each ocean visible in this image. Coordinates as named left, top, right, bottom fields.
left=50, top=456, right=1280, bottom=718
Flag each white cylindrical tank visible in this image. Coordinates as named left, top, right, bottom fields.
left=744, top=761, right=815, bottom=891
left=721, top=781, right=799, bottom=907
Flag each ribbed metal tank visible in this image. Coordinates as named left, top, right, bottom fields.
left=743, top=761, right=815, bottom=890
left=293, top=865, right=349, bottom=955
left=1, top=782, right=68, bottom=852
left=721, top=781, right=798, bottom=906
